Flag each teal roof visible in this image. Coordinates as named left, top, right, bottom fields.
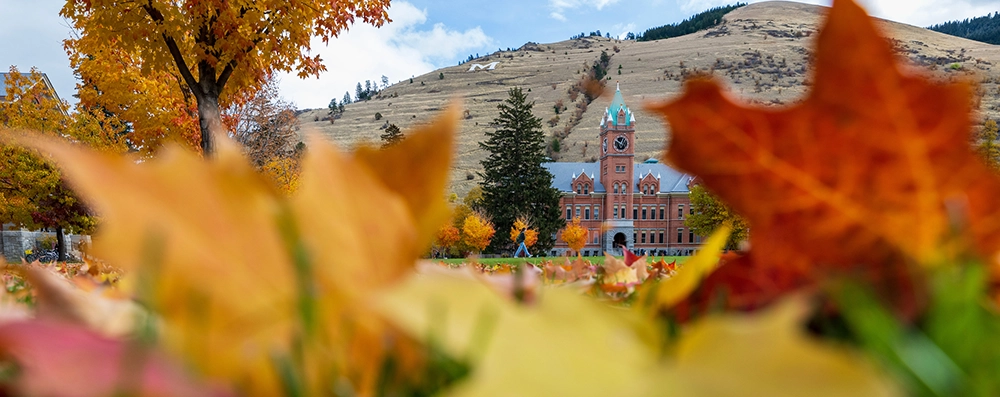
left=605, top=84, right=633, bottom=126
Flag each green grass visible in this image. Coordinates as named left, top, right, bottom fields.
left=433, top=256, right=689, bottom=266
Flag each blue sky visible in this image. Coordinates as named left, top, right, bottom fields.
left=2, top=0, right=998, bottom=110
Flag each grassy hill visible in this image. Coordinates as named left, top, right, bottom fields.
left=297, top=1, right=1000, bottom=196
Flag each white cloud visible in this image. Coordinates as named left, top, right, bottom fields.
left=613, top=23, right=638, bottom=39
left=278, top=1, right=494, bottom=109
left=549, top=0, right=624, bottom=20
left=677, top=0, right=999, bottom=28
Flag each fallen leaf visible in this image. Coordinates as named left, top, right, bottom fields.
left=0, top=320, right=231, bottom=397
left=628, top=296, right=900, bottom=397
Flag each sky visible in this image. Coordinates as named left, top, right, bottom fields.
left=1, top=0, right=997, bottom=110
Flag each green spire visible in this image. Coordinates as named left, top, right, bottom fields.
left=607, top=83, right=632, bottom=126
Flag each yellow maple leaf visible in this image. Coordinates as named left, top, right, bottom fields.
left=13, top=105, right=459, bottom=395
left=628, top=296, right=900, bottom=397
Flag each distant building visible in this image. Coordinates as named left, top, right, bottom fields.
left=0, top=72, right=66, bottom=114
left=542, top=85, right=700, bottom=256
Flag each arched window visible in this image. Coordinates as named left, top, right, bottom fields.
left=576, top=184, right=582, bottom=194
left=643, top=185, right=648, bottom=195
left=623, top=183, right=629, bottom=193
left=613, top=183, right=619, bottom=194
left=584, top=184, right=589, bottom=194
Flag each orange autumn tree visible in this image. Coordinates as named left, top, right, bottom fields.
left=435, top=224, right=461, bottom=257
left=559, top=217, right=588, bottom=256
left=509, top=216, right=539, bottom=248
left=68, top=39, right=200, bottom=156
left=647, top=0, right=1000, bottom=312
left=462, top=212, right=495, bottom=254
left=62, top=0, right=391, bottom=155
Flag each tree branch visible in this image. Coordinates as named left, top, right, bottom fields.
left=141, top=1, right=200, bottom=96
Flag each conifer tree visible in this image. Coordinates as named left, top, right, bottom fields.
left=978, top=119, right=1000, bottom=169
left=478, top=87, right=562, bottom=253
left=380, top=124, right=403, bottom=148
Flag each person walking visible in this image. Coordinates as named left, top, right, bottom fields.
left=513, top=228, right=532, bottom=258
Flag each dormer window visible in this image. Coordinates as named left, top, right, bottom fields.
left=576, top=184, right=582, bottom=194
left=584, top=185, right=589, bottom=194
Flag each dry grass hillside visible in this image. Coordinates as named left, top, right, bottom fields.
left=297, top=0, right=1000, bottom=195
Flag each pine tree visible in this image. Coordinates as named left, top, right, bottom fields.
left=978, top=119, right=1000, bottom=169
left=478, top=87, right=563, bottom=253
left=380, top=123, right=403, bottom=148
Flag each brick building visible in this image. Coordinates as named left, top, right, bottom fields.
left=542, top=85, right=701, bottom=256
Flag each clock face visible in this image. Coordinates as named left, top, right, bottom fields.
left=613, top=135, right=629, bottom=152
left=602, top=138, right=608, bottom=153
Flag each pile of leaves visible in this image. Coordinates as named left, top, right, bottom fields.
left=0, top=0, right=998, bottom=395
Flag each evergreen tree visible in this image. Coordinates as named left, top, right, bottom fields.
left=478, top=87, right=563, bottom=253
left=978, top=119, right=1000, bottom=169
left=380, top=123, right=403, bottom=148
left=342, top=91, right=352, bottom=105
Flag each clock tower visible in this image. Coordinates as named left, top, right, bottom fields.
left=599, top=84, right=636, bottom=251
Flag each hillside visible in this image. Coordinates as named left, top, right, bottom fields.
left=297, top=1, right=1000, bottom=196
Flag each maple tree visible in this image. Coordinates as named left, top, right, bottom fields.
left=685, top=183, right=749, bottom=250
left=559, top=216, right=588, bottom=255
left=435, top=224, right=461, bottom=257
left=462, top=212, right=495, bottom=254
left=0, top=67, right=126, bottom=260
left=61, top=0, right=391, bottom=155
left=67, top=35, right=200, bottom=156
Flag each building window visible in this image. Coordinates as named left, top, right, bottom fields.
left=613, top=205, right=618, bottom=219
left=641, top=231, right=646, bottom=244
left=584, top=185, right=589, bottom=194
left=633, top=206, right=638, bottom=220
left=689, top=230, right=695, bottom=243
left=623, top=183, right=628, bottom=193
left=659, top=231, right=664, bottom=244
left=575, top=206, right=581, bottom=218
left=594, top=206, right=600, bottom=220
left=659, top=206, right=665, bottom=220
left=576, top=184, right=582, bottom=194
left=690, top=205, right=694, bottom=215
left=642, top=207, right=647, bottom=220
left=620, top=206, right=626, bottom=219
left=585, top=208, right=590, bottom=220
left=677, top=228, right=684, bottom=244
left=593, top=232, right=599, bottom=244
left=613, top=183, right=619, bottom=194
left=566, top=207, right=572, bottom=220
left=678, top=204, right=684, bottom=219
left=634, top=232, right=637, bottom=244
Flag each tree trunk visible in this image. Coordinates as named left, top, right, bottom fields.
left=56, top=226, right=66, bottom=262
left=196, top=94, right=223, bottom=156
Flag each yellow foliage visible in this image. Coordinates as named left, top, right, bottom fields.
left=559, top=216, right=588, bottom=254
left=462, top=212, right=495, bottom=253
left=16, top=105, right=460, bottom=396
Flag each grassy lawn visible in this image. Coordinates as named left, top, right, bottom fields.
left=432, top=256, right=689, bottom=266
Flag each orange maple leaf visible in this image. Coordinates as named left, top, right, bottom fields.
left=647, top=0, right=1000, bottom=298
